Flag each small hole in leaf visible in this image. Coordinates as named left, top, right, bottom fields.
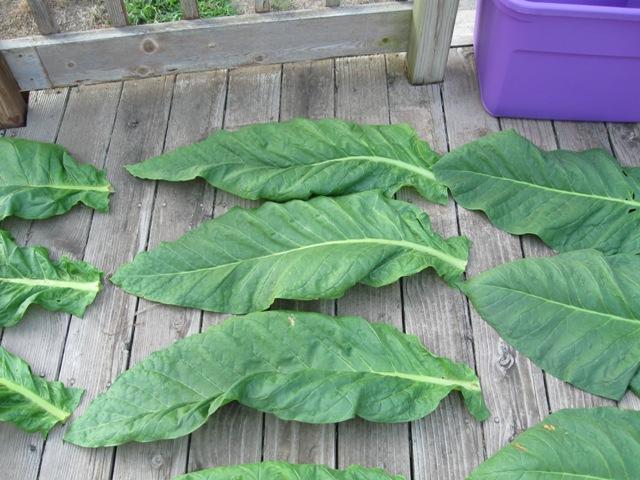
left=629, top=208, right=637, bottom=214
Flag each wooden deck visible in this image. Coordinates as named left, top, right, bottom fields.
left=1, top=47, right=640, bottom=480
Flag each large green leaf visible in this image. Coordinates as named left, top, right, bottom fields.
left=0, top=229, right=103, bottom=327
left=463, top=250, right=640, bottom=400
left=64, top=310, right=488, bottom=447
left=0, top=346, right=84, bottom=436
left=467, top=408, right=640, bottom=479
left=632, top=373, right=640, bottom=397
left=126, top=118, right=447, bottom=204
left=111, top=191, right=469, bottom=314
left=175, top=462, right=404, bottom=480
left=0, top=138, right=112, bottom=221
left=434, top=130, right=640, bottom=255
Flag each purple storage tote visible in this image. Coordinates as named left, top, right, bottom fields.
left=474, top=0, right=640, bottom=121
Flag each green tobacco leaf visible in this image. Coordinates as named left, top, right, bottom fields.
left=434, top=130, right=640, bottom=255
left=0, top=346, right=84, bottom=436
left=0, top=229, right=103, bottom=327
left=175, top=462, right=404, bottom=480
left=65, top=310, right=488, bottom=447
left=126, top=118, right=447, bottom=204
left=112, top=191, right=469, bottom=314
left=463, top=250, right=640, bottom=400
left=0, top=138, right=112, bottom=221
left=467, top=408, right=640, bottom=480
left=631, top=373, right=640, bottom=397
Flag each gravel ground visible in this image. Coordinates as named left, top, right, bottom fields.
left=1, top=0, right=475, bottom=39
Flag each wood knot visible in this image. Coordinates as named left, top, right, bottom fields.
left=151, top=454, right=164, bottom=469
left=141, top=38, right=158, bottom=54
left=135, top=65, right=152, bottom=76
left=497, top=341, right=516, bottom=371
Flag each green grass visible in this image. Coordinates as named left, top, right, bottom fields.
left=124, top=0, right=236, bottom=25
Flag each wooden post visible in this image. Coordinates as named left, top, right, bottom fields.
left=407, top=0, right=459, bottom=84
left=104, top=0, right=129, bottom=27
left=0, top=53, right=27, bottom=128
left=26, top=0, right=59, bottom=35
left=255, top=0, right=271, bottom=13
left=180, top=0, right=200, bottom=19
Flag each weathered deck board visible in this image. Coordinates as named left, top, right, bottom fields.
left=334, top=54, right=411, bottom=479
left=37, top=76, right=175, bottom=480
left=263, top=59, right=337, bottom=467
left=442, top=47, right=549, bottom=458
left=1, top=51, right=640, bottom=480
left=111, top=70, right=226, bottom=480
left=498, top=118, right=616, bottom=411
left=0, top=87, right=69, bottom=480
left=387, top=53, right=484, bottom=480
left=187, top=65, right=282, bottom=473
left=606, top=122, right=640, bottom=411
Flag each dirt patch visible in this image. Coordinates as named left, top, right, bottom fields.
left=1, top=0, right=109, bottom=38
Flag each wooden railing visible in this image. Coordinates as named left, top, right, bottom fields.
left=0, top=0, right=465, bottom=128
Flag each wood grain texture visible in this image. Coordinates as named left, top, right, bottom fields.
left=186, top=65, right=282, bottom=473
left=0, top=5, right=410, bottom=89
left=443, top=48, right=549, bottom=457
left=407, top=0, right=459, bottom=84
left=25, top=0, right=59, bottom=35
left=105, top=0, right=129, bottom=27
left=0, top=86, right=69, bottom=480
left=180, top=0, right=200, bottom=19
left=0, top=53, right=27, bottom=128
left=37, top=76, right=174, bottom=480
left=111, top=70, right=226, bottom=480
left=0, top=47, right=51, bottom=91
left=255, top=0, right=271, bottom=13
left=1, top=3, right=477, bottom=91
left=387, top=53, right=484, bottom=480
left=333, top=54, right=411, bottom=479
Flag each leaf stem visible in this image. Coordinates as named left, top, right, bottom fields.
left=0, top=377, right=70, bottom=422
left=0, top=278, right=100, bottom=292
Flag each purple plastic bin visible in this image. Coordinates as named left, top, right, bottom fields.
left=474, top=0, right=640, bottom=121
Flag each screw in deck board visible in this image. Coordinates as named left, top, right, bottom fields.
left=0, top=53, right=27, bottom=128
left=407, top=0, right=459, bottom=84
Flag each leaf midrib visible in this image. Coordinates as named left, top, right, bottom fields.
left=273, top=156, right=436, bottom=182
left=449, top=170, right=640, bottom=208
left=67, top=367, right=480, bottom=433
left=472, top=469, right=614, bottom=480
left=127, top=238, right=467, bottom=277
left=2, top=183, right=111, bottom=193
left=0, top=277, right=100, bottom=292
left=0, top=376, right=70, bottom=421
left=485, top=284, right=639, bottom=326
